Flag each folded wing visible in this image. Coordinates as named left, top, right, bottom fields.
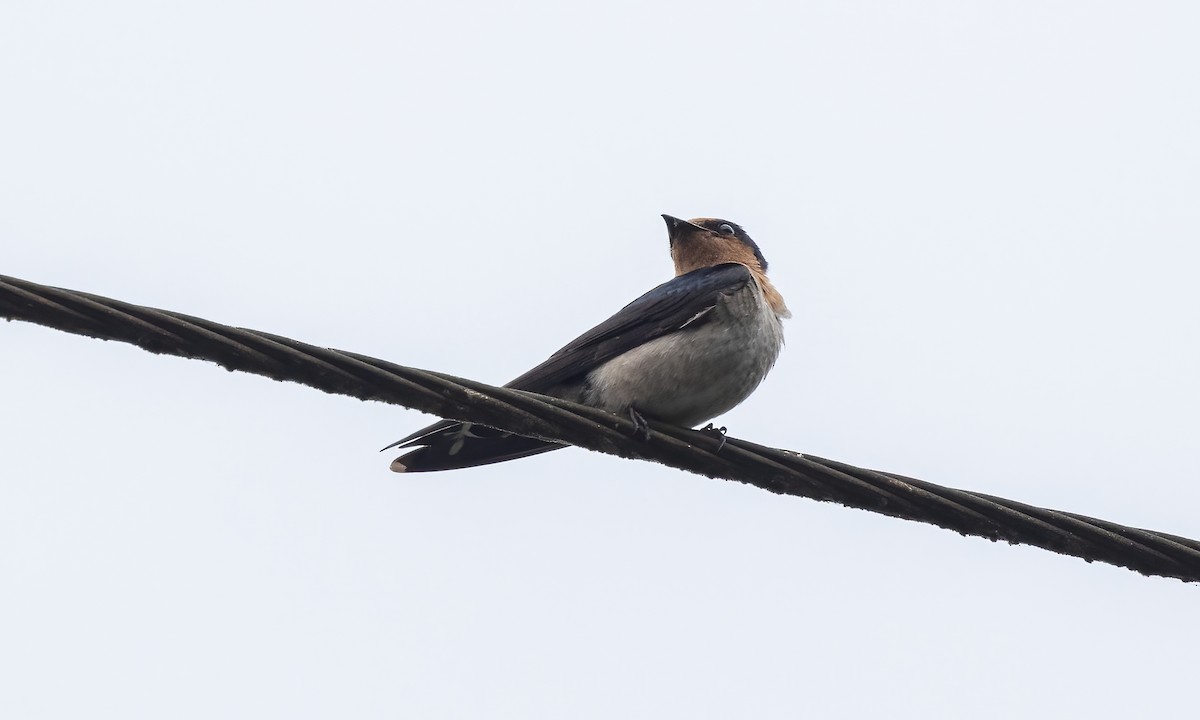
left=387, top=263, right=752, bottom=472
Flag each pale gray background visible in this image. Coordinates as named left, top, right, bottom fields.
left=3, top=1, right=1198, bottom=718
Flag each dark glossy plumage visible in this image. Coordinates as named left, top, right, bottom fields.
left=507, top=263, right=752, bottom=392
left=386, top=263, right=754, bottom=471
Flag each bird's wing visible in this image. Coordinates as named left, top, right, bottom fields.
left=385, top=262, right=752, bottom=472
left=505, top=262, right=753, bottom=392
left=385, top=419, right=562, bottom=472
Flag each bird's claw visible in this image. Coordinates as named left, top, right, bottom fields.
left=700, top=423, right=729, bottom=453
left=628, top=407, right=652, bottom=441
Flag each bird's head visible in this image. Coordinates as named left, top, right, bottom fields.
left=662, top=214, right=790, bottom=318
left=661, top=215, right=770, bottom=277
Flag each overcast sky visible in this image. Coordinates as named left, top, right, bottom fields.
left=3, top=2, right=1199, bottom=718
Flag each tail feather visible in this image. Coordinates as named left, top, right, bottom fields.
left=386, top=420, right=563, bottom=472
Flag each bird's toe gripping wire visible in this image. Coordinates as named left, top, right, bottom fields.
left=628, top=407, right=653, bottom=441
left=700, top=423, right=729, bottom=453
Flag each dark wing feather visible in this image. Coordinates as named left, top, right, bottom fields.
left=386, top=263, right=752, bottom=472
left=505, top=262, right=752, bottom=392
left=387, top=421, right=562, bottom=472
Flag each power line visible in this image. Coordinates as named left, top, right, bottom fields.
left=3, top=272, right=1199, bottom=582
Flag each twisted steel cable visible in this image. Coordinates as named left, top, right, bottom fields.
left=3, top=272, right=1199, bottom=582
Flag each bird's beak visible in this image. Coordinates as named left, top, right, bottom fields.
left=662, top=214, right=701, bottom=244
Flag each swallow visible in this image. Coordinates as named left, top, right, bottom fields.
left=384, top=214, right=791, bottom=472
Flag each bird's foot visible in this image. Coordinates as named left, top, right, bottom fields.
left=700, top=423, right=729, bottom=453
left=628, top=407, right=652, bottom=441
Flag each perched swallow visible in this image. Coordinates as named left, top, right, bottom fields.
left=385, top=214, right=790, bottom=472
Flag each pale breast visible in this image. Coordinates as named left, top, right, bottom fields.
left=582, top=278, right=785, bottom=427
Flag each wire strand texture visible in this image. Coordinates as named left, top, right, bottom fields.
left=3, top=272, right=1199, bottom=583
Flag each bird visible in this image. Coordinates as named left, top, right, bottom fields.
left=384, top=214, right=791, bottom=472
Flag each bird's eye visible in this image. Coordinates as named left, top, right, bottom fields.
left=718, top=223, right=735, bottom=235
